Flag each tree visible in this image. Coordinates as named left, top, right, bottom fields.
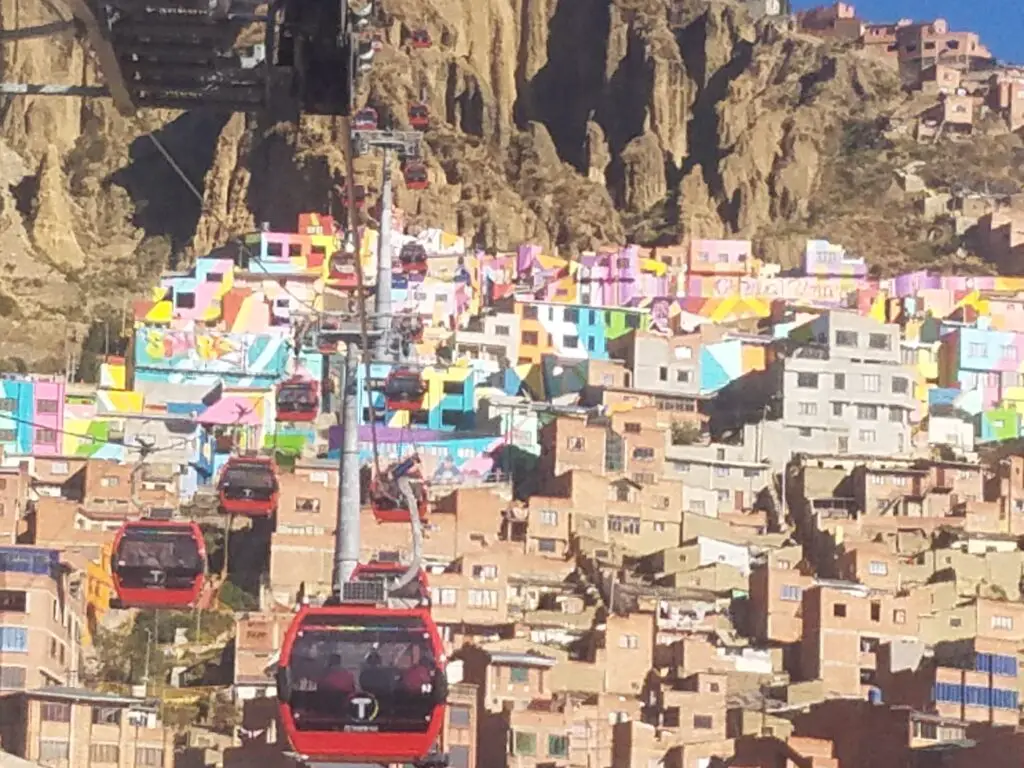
left=670, top=421, right=702, bottom=445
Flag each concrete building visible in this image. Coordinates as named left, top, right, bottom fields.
left=0, top=546, right=83, bottom=692
left=0, top=687, right=173, bottom=768
left=713, top=311, right=918, bottom=463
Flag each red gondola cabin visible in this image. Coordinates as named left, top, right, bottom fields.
left=383, top=368, right=426, bottom=411
left=276, top=604, right=447, bottom=763
left=276, top=377, right=319, bottom=422
left=410, top=29, right=431, bottom=49
left=352, top=108, right=378, bottom=131
left=397, top=243, right=428, bottom=275
left=369, top=476, right=430, bottom=524
left=408, top=104, right=429, bottom=130
left=403, top=162, right=429, bottom=191
left=110, top=521, right=206, bottom=610
left=328, top=251, right=359, bottom=288
left=218, top=457, right=280, bottom=517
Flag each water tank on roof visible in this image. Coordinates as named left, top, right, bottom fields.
left=868, top=686, right=883, bottom=704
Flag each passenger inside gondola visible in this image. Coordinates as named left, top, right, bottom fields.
left=287, top=617, right=441, bottom=732
left=372, top=455, right=427, bottom=512
left=117, top=533, right=203, bottom=588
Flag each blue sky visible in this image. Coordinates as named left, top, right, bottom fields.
left=791, top=0, right=1022, bottom=63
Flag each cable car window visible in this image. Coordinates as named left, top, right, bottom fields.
left=220, top=464, right=278, bottom=496
left=278, top=386, right=317, bottom=407
left=115, top=530, right=202, bottom=588
left=287, top=614, right=441, bottom=733
left=387, top=375, right=424, bottom=397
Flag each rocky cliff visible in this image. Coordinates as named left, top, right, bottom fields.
left=0, top=0, right=1015, bottom=370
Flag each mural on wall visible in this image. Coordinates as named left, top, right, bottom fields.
left=134, top=328, right=291, bottom=384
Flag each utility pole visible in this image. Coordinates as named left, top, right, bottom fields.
left=349, top=129, right=422, bottom=363
left=334, top=342, right=361, bottom=593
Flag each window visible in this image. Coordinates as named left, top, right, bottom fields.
left=41, top=702, right=71, bottom=722
left=659, top=366, right=669, bottom=382
left=868, top=333, right=891, bottom=350
left=494, top=325, right=510, bottom=337
left=175, top=292, right=196, bottom=309
left=449, top=746, right=470, bottom=768
left=992, top=615, right=1014, bottom=630
left=467, top=589, right=498, bottom=609
left=35, top=429, right=57, bottom=444
left=508, top=666, right=530, bottom=684
left=135, top=747, right=164, bottom=767
left=523, top=306, right=538, bottom=320
left=833, top=603, right=847, bottom=618
left=835, top=331, right=858, bottom=347
left=862, top=374, right=881, bottom=392
left=564, top=335, right=579, bottom=349
left=968, top=342, right=986, bottom=357
left=564, top=308, right=579, bottom=323
left=92, top=707, right=121, bottom=725
left=857, top=405, right=878, bottom=420
left=780, top=585, right=802, bottom=602
left=859, top=430, right=877, bottom=443
left=608, top=516, right=641, bottom=535
left=537, top=538, right=556, bottom=553
left=295, top=497, right=320, bottom=513
left=548, top=735, right=570, bottom=757
left=798, top=402, right=818, bottom=416
left=618, top=633, right=640, bottom=649
left=90, top=744, right=120, bottom=764
left=693, top=715, right=714, bottom=729
left=472, top=564, right=498, bottom=581
left=431, top=588, right=457, bottom=606
left=100, top=476, right=120, bottom=487
left=832, top=402, right=844, bottom=417
left=889, top=408, right=904, bottom=423
left=893, top=609, right=906, bottom=624
left=0, top=627, right=27, bottom=652
left=521, top=331, right=539, bottom=345
left=0, top=590, right=27, bottom=612
left=868, top=561, right=888, bottom=575
left=0, top=430, right=14, bottom=442
left=442, top=380, right=465, bottom=396
left=632, top=472, right=655, bottom=485
left=870, top=602, right=881, bottom=622
left=0, top=398, right=15, bottom=412
left=632, top=447, right=655, bottom=461
left=715, top=466, right=730, bottom=477
left=38, top=740, right=69, bottom=764
left=566, top=437, right=585, bottom=452
left=798, top=427, right=812, bottom=437
left=950, top=617, right=962, bottom=628
left=449, top=705, right=471, bottom=728
left=514, top=732, right=537, bottom=756
left=539, top=509, right=558, bottom=525
left=0, top=666, right=25, bottom=689
left=834, top=373, right=846, bottom=390
left=674, top=370, right=691, bottom=385
left=36, top=399, right=58, bottom=414
left=891, top=377, right=909, bottom=394
left=796, top=372, right=819, bottom=389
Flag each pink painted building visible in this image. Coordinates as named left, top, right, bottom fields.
left=686, top=239, right=752, bottom=278
left=31, top=379, right=65, bottom=456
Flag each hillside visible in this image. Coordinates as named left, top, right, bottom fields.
left=0, top=0, right=1020, bottom=370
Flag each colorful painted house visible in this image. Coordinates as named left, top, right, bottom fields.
left=804, top=239, right=867, bottom=278
left=358, top=363, right=476, bottom=432
left=938, top=324, right=1024, bottom=409
left=513, top=300, right=650, bottom=365
left=138, top=257, right=236, bottom=327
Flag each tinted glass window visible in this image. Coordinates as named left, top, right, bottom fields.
left=220, top=464, right=277, bottom=497
left=288, top=613, right=441, bottom=734
left=115, top=529, right=202, bottom=586
left=278, top=386, right=317, bottom=408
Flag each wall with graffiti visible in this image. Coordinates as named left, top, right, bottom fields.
left=134, top=328, right=292, bottom=386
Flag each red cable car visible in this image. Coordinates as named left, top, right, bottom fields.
left=352, top=561, right=430, bottom=604
left=217, top=456, right=280, bottom=517
left=276, top=604, right=447, bottom=763
left=276, top=377, right=320, bottom=422
left=110, top=521, right=206, bottom=610
left=328, top=250, right=359, bottom=287
left=352, top=107, right=378, bottom=130
left=408, top=104, right=429, bottom=130
left=397, top=243, right=429, bottom=275
left=410, top=28, right=431, bottom=49
left=369, top=473, right=430, bottom=524
left=384, top=368, right=427, bottom=411
left=403, top=161, right=429, bottom=191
